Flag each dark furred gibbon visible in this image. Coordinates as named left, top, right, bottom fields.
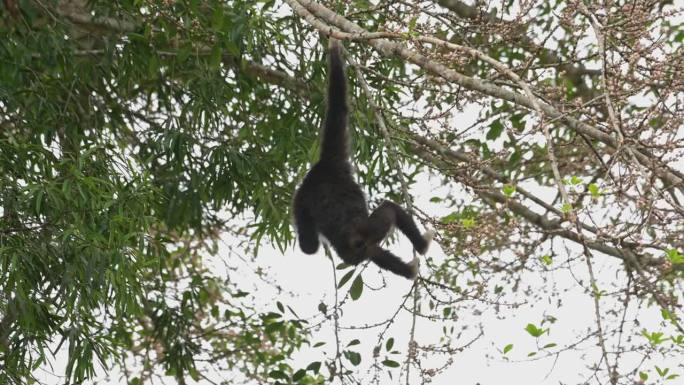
left=293, top=40, right=433, bottom=280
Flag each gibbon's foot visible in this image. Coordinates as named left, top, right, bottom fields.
left=415, top=229, right=435, bottom=255
left=408, top=257, right=420, bottom=280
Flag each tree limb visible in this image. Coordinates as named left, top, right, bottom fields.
left=288, top=0, right=684, bottom=193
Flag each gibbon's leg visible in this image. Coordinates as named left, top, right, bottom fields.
left=366, top=201, right=432, bottom=254
left=294, top=204, right=319, bottom=254
left=368, top=245, right=418, bottom=279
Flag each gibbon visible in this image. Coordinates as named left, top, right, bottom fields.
left=293, top=40, right=432, bottom=280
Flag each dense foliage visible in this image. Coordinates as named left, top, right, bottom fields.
left=1, top=1, right=683, bottom=384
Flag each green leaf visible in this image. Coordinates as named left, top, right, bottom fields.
left=350, top=274, right=364, bottom=300
left=524, top=323, right=545, bottom=337
left=211, top=8, right=224, bottom=30
left=642, top=329, right=665, bottom=345
left=344, top=351, right=361, bottom=366
left=461, top=217, right=475, bottom=229
left=509, top=150, right=522, bottom=166
left=35, top=189, right=44, bottom=214
left=382, top=359, right=400, bottom=368
left=661, top=308, right=672, bottom=320
left=292, top=369, right=306, bottom=382
left=487, top=119, right=505, bottom=140
left=385, top=338, right=394, bottom=351
left=306, top=361, right=321, bottom=373
left=561, top=203, right=573, bottom=213
left=269, top=370, right=288, bottom=380
left=209, top=44, right=223, bottom=69
left=588, top=183, right=600, bottom=198
left=666, top=249, right=684, bottom=264
left=540, top=255, right=553, bottom=266
left=441, top=212, right=459, bottom=224
left=177, top=47, right=191, bottom=63
left=639, top=371, right=648, bottom=380
left=502, top=185, right=516, bottom=197
left=656, top=366, right=668, bottom=377
left=443, top=307, right=452, bottom=317
left=408, top=16, right=418, bottom=32
left=317, top=302, right=327, bottom=315
left=503, top=344, right=513, bottom=354
left=189, top=367, right=200, bottom=381
left=337, top=270, right=354, bottom=288
left=347, top=339, right=360, bottom=347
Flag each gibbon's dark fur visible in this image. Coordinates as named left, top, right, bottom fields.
left=293, top=40, right=432, bottom=280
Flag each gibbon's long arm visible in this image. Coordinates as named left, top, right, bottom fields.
left=320, top=39, right=349, bottom=162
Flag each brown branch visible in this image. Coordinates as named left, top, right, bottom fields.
left=407, top=141, right=670, bottom=269
left=50, top=0, right=138, bottom=33
left=435, top=0, right=600, bottom=100
left=287, top=0, right=684, bottom=194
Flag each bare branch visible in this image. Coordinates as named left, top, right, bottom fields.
left=288, top=0, right=684, bottom=192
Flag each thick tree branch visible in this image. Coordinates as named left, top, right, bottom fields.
left=287, top=0, right=684, bottom=193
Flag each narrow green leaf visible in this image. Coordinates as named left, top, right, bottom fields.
left=337, top=270, right=354, bottom=288
left=350, top=275, right=363, bottom=300
left=209, top=44, right=222, bottom=69
left=385, top=337, right=394, bottom=351
left=382, top=359, right=400, bottom=368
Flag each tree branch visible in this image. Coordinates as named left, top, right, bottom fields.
left=435, top=0, right=600, bottom=100
left=40, top=4, right=311, bottom=97
left=407, top=141, right=671, bottom=269
left=288, top=0, right=684, bottom=193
